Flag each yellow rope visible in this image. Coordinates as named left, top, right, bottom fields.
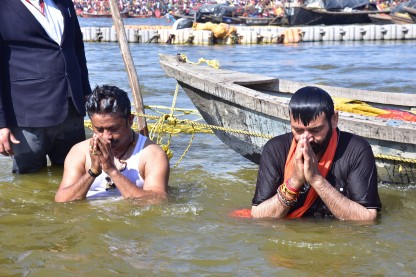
left=178, top=53, right=220, bottom=69
left=374, top=154, right=416, bottom=164
left=136, top=112, right=272, bottom=139
left=144, top=83, right=197, bottom=168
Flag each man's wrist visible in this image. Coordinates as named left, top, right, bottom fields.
left=310, top=176, right=326, bottom=190
left=88, top=168, right=101, bottom=178
left=106, top=168, right=121, bottom=178
left=288, top=177, right=303, bottom=191
left=276, top=185, right=297, bottom=207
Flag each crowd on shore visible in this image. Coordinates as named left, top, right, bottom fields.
left=72, top=0, right=410, bottom=18
left=72, top=0, right=231, bottom=17
left=72, top=0, right=304, bottom=18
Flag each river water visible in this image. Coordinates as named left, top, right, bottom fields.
left=0, top=18, right=416, bottom=276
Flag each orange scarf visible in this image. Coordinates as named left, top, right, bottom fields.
left=285, top=129, right=338, bottom=218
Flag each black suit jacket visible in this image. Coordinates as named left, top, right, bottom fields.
left=0, top=0, right=92, bottom=128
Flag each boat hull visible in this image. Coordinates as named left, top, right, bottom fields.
left=210, top=15, right=243, bottom=24
left=368, top=13, right=395, bottom=24
left=179, top=82, right=278, bottom=164
left=390, top=13, right=414, bottom=24
left=288, top=7, right=385, bottom=25
left=80, top=11, right=129, bottom=18
left=239, top=16, right=285, bottom=26
left=403, top=6, right=416, bottom=23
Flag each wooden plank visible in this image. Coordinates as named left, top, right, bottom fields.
left=160, top=54, right=416, bottom=107
left=109, top=0, right=148, bottom=135
left=275, top=79, right=416, bottom=108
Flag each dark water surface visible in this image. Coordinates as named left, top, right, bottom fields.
left=0, top=18, right=415, bottom=275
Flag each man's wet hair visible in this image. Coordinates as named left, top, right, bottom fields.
left=86, top=85, right=131, bottom=119
left=288, top=86, right=334, bottom=126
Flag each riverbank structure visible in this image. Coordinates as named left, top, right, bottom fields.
left=81, top=23, right=416, bottom=44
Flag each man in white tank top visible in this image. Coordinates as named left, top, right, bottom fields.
left=55, top=85, right=169, bottom=202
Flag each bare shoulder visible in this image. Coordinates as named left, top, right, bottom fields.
left=69, top=139, right=90, bottom=155
left=60, top=139, right=90, bottom=188
left=65, top=139, right=90, bottom=163
left=139, top=138, right=170, bottom=184
left=140, top=138, right=170, bottom=194
left=142, top=138, right=168, bottom=160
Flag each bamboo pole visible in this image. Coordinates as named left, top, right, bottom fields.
left=108, top=0, right=148, bottom=136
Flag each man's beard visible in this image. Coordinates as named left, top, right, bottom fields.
left=310, top=124, right=333, bottom=155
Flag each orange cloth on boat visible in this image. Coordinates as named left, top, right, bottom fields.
left=376, top=109, right=416, bottom=122
left=285, top=129, right=338, bottom=219
left=333, top=97, right=416, bottom=122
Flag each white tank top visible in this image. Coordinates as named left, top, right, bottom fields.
left=86, top=134, right=147, bottom=198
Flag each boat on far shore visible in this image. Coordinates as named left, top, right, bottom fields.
left=239, top=15, right=285, bottom=26
left=403, top=6, right=416, bottom=22
left=128, top=12, right=153, bottom=18
left=79, top=10, right=129, bottom=18
left=369, top=0, right=416, bottom=25
left=288, top=6, right=388, bottom=25
left=159, top=53, right=416, bottom=185
left=368, top=13, right=395, bottom=24
left=172, top=12, right=195, bottom=21
left=390, top=12, right=414, bottom=24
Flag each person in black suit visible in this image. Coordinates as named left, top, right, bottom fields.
left=0, top=0, right=92, bottom=173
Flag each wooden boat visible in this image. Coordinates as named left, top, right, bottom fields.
left=128, top=12, right=152, bottom=19
left=210, top=15, right=243, bottom=25
left=172, top=12, right=195, bottom=21
left=239, top=15, right=285, bottom=26
left=403, top=6, right=416, bottom=23
left=207, top=14, right=285, bottom=26
left=80, top=11, right=129, bottom=18
left=195, top=3, right=245, bottom=24
left=368, top=13, right=395, bottom=24
left=369, top=9, right=414, bottom=25
left=390, top=12, right=414, bottom=24
left=159, top=54, right=416, bottom=185
left=288, top=6, right=388, bottom=25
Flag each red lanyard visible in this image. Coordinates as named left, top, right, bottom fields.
left=25, top=0, right=45, bottom=16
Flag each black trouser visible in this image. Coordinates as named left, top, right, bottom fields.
left=11, top=101, right=85, bottom=174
